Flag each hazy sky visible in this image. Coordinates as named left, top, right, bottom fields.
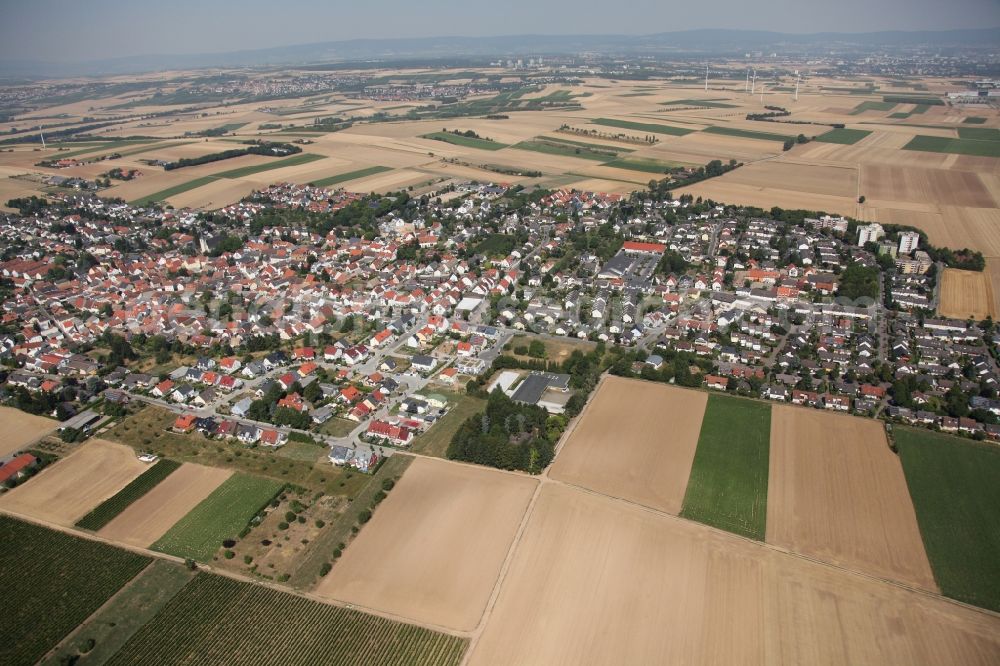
left=1, top=0, right=998, bottom=62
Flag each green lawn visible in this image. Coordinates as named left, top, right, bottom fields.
left=895, top=428, right=1000, bottom=612
left=601, top=157, right=685, bottom=174
left=0, top=516, right=151, bottom=665
left=512, top=138, right=620, bottom=161
left=309, top=166, right=391, bottom=188
left=591, top=118, right=694, bottom=136
left=903, top=135, right=1000, bottom=157
left=76, top=459, right=181, bottom=530
left=211, top=153, right=325, bottom=178
left=702, top=126, right=794, bottom=142
left=131, top=176, right=219, bottom=205
left=151, top=474, right=285, bottom=561
left=815, top=128, right=873, bottom=145
left=680, top=395, right=771, bottom=540
left=849, top=100, right=898, bottom=115
left=421, top=131, right=508, bottom=150
left=410, top=394, right=487, bottom=458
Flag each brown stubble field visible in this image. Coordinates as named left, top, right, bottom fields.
left=766, top=405, right=937, bottom=591
left=468, top=482, right=1000, bottom=666
left=548, top=375, right=707, bottom=514
left=0, top=405, right=58, bottom=456
left=939, top=268, right=998, bottom=320
left=97, top=462, right=232, bottom=547
left=315, top=456, right=537, bottom=632
left=0, top=438, right=148, bottom=525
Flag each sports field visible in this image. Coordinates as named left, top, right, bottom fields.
left=766, top=407, right=937, bottom=591
left=549, top=376, right=707, bottom=514
left=151, top=473, right=284, bottom=561
left=317, top=456, right=536, bottom=631
left=895, top=427, right=1000, bottom=612
left=0, top=516, right=150, bottom=665
left=0, top=439, right=149, bottom=525
left=680, top=395, right=771, bottom=540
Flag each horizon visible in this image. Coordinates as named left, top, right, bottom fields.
left=2, top=0, right=999, bottom=64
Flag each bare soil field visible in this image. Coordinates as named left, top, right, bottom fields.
left=469, top=482, right=1000, bottom=666
left=316, top=456, right=537, bottom=631
left=97, top=462, right=232, bottom=547
left=165, top=178, right=259, bottom=210
left=939, top=268, right=997, bottom=320
left=766, top=406, right=937, bottom=591
left=549, top=376, right=707, bottom=514
left=0, top=406, right=58, bottom=456
left=862, top=165, right=997, bottom=208
left=0, top=439, right=148, bottom=525
left=712, top=160, right=858, bottom=198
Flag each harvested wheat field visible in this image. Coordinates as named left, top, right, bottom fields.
left=939, top=268, right=997, bottom=320
left=766, top=406, right=936, bottom=590
left=469, top=482, right=1000, bottom=666
left=97, top=463, right=233, bottom=547
left=0, top=439, right=148, bottom=525
left=549, top=376, right=707, bottom=514
left=0, top=406, right=58, bottom=456
left=316, top=456, right=536, bottom=631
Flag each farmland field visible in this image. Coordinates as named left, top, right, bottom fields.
left=421, top=131, right=507, bottom=150
left=0, top=439, right=149, bottom=525
left=107, top=573, right=466, bottom=666
left=702, top=125, right=794, bottom=142
left=939, top=268, right=997, bottom=320
left=591, top=117, right=694, bottom=136
left=317, top=456, right=536, bottom=631
left=680, top=395, right=771, bottom=540
left=98, top=463, right=233, bottom=548
left=210, top=152, right=325, bottom=178
left=850, top=100, right=898, bottom=114
left=75, top=459, right=181, bottom=530
left=601, top=157, right=686, bottom=173
left=151, top=473, right=284, bottom=561
left=513, top=137, right=621, bottom=161
left=309, top=165, right=391, bottom=187
left=815, top=128, right=873, bottom=144
left=468, top=482, right=1000, bottom=666
left=661, top=98, right=737, bottom=108
left=549, top=376, right=707, bottom=514
left=766, top=406, right=937, bottom=590
left=131, top=175, right=218, bottom=205
left=903, top=135, right=1000, bottom=157
left=0, top=516, right=150, bottom=665
left=957, top=127, right=1000, bottom=142
left=895, top=428, right=1000, bottom=612
left=0, top=405, right=57, bottom=456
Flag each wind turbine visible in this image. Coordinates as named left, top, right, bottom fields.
left=39, top=129, right=46, bottom=150
left=745, top=69, right=750, bottom=94
left=750, top=69, right=757, bottom=95
left=794, top=71, right=801, bottom=102
left=761, top=83, right=766, bottom=105
left=704, top=63, right=709, bottom=92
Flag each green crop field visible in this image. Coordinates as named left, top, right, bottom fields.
left=76, top=459, right=181, bottom=530
left=882, top=95, right=944, bottom=106
left=895, top=428, right=1000, bottom=612
left=680, top=395, right=771, bottom=540
left=963, top=117, right=987, bottom=124
left=212, top=153, right=325, bottom=178
left=903, top=135, right=1000, bottom=157
left=544, top=135, right=634, bottom=152
left=310, top=166, right=392, bottom=188
left=131, top=176, right=219, bottom=205
left=151, top=474, right=284, bottom=561
left=107, top=574, right=467, bottom=666
left=957, top=127, right=1000, bottom=142
left=815, top=128, right=873, bottom=145
left=421, top=131, right=508, bottom=150
left=0, top=516, right=151, bottom=665
left=513, top=138, right=621, bottom=161
left=660, top=99, right=737, bottom=108
left=702, top=126, right=794, bottom=142
left=591, top=118, right=694, bottom=136
left=849, top=101, right=898, bottom=115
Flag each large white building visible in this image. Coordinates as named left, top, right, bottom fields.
left=857, top=223, right=885, bottom=247
left=898, top=231, right=920, bottom=255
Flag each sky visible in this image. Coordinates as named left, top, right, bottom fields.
left=1, top=0, right=998, bottom=62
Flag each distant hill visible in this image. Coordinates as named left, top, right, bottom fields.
left=3, top=27, right=999, bottom=78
